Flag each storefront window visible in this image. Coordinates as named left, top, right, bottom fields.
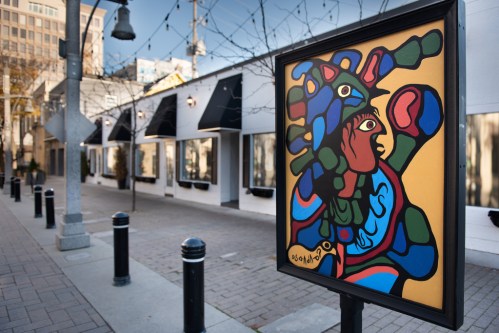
left=466, top=113, right=499, bottom=208
left=135, top=143, right=157, bottom=178
left=253, top=133, right=276, bottom=188
left=182, top=138, right=213, bottom=182
left=104, top=146, right=118, bottom=175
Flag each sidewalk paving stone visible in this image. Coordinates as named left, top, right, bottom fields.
left=2, top=177, right=499, bottom=332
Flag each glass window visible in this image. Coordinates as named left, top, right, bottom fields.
left=35, top=32, right=41, bottom=42
left=94, top=17, right=101, bottom=28
left=2, top=40, right=9, bottom=50
left=12, top=0, right=18, bottom=8
left=28, top=16, right=34, bottom=26
left=44, top=19, right=49, bottom=29
left=253, top=133, right=276, bottom=188
left=182, top=138, right=213, bottom=182
left=19, top=15, right=26, bottom=25
left=27, top=44, right=33, bottom=54
left=28, top=30, right=34, bottom=40
left=51, top=21, right=57, bottom=30
left=467, top=113, right=499, bottom=208
left=20, top=28, right=26, bottom=38
left=44, top=33, right=49, bottom=43
left=19, top=43, right=25, bottom=53
left=3, top=10, right=10, bottom=21
left=104, top=146, right=118, bottom=175
left=11, top=27, right=18, bottom=37
left=51, top=35, right=57, bottom=44
left=35, top=18, right=42, bottom=27
left=4, top=0, right=10, bottom=6
left=81, top=14, right=87, bottom=24
left=10, top=41, right=17, bottom=52
left=11, top=12, right=17, bottom=23
left=35, top=46, right=41, bottom=56
left=135, top=143, right=158, bottom=178
left=2, top=25, right=9, bottom=37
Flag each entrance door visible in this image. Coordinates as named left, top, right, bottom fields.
left=164, top=141, right=175, bottom=196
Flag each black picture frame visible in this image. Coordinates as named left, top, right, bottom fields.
left=275, top=0, right=465, bottom=329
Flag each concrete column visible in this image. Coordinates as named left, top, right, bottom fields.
left=55, top=0, right=90, bottom=250
left=2, top=66, right=13, bottom=195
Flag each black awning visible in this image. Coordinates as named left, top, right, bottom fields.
left=144, top=94, right=177, bottom=138
left=108, top=108, right=131, bottom=142
left=84, top=119, right=102, bottom=145
left=198, top=74, right=242, bottom=132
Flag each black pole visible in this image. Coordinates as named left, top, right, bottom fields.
left=10, top=176, right=15, bottom=198
left=181, top=237, right=206, bottom=333
left=45, top=188, right=55, bottom=229
left=112, top=212, right=130, bottom=287
left=0, top=172, right=4, bottom=189
left=34, top=185, right=43, bottom=218
left=340, top=294, right=364, bottom=333
left=14, top=177, right=21, bottom=202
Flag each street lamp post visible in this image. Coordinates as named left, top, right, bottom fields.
left=56, top=0, right=134, bottom=251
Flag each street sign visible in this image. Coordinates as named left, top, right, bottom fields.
left=275, top=0, right=465, bottom=329
left=44, top=109, right=96, bottom=143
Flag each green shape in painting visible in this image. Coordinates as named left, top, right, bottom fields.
left=405, top=206, right=430, bottom=243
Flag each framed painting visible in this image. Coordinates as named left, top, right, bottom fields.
left=275, top=0, right=465, bottom=329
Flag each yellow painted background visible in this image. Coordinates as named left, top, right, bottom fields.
left=284, top=20, right=445, bottom=309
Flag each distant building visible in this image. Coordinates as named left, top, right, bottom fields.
left=0, top=0, right=105, bottom=84
left=1, top=0, right=105, bottom=171
left=112, top=58, right=193, bottom=83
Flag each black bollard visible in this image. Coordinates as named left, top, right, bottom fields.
left=182, top=237, right=206, bottom=333
left=0, top=172, right=4, bottom=189
left=45, top=188, right=56, bottom=229
left=34, top=185, right=43, bottom=218
left=10, top=176, right=15, bottom=198
left=14, top=178, right=21, bottom=202
left=112, top=212, right=130, bottom=287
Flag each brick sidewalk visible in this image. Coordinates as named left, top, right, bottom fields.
left=67, top=179, right=499, bottom=333
left=0, top=198, right=112, bottom=333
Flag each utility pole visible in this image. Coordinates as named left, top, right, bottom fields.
left=2, top=66, right=13, bottom=194
left=55, top=0, right=90, bottom=250
left=192, top=0, right=198, bottom=79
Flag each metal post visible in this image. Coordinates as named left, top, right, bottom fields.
left=0, top=172, right=4, bottom=189
left=10, top=176, right=15, bottom=198
left=2, top=67, right=13, bottom=195
left=55, top=0, right=90, bottom=251
left=340, top=294, right=364, bottom=333
left=112, top=212, right=130, bottom=286
left=14, top=177, right=21, bottom=202
left=181, top=237, right=206, bottom=333
left=45, top=188, right=55, bottom=229
left=34, top=185, right=43, bottom=218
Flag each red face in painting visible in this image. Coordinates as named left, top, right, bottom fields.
left=340, top=112, right=385, bottom=173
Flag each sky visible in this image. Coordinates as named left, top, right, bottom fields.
left=82, top=0, right=417, bottom=77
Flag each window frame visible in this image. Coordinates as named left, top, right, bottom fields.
left=179, top=137, right=217, bottom=184
left=243, top=132, right=276, bottom=189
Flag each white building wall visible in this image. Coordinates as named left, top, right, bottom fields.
left=464, top=0, right=499, bottom=266
left=239, top=63, right=276, bottom=215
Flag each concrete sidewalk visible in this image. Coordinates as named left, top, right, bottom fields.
left=0, top=182, right=253, bottom=333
